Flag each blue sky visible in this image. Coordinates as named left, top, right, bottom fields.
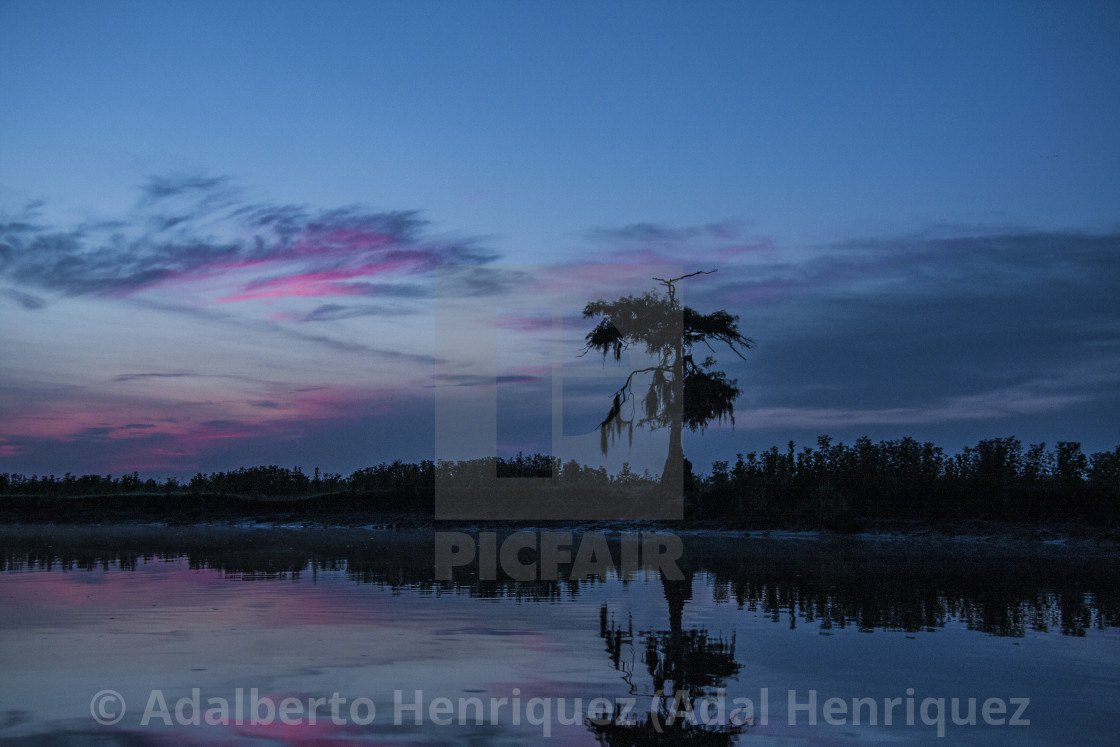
left=1, top=0, right=1118, bottom=477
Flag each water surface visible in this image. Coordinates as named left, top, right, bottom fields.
left=1, top=525, right=1118, bottom=744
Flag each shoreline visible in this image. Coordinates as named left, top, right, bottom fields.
left=1, top=514, right=1117, bottom=551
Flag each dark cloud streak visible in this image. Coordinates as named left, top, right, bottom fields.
left=698, top=227, right=1120, bottom=452
left=303, top=303, right=417, bottom=322
left=1, top=288, right=46, bottom=310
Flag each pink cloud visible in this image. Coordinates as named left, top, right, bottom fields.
left=248, top=261, right=417, bottom=287
left=286, top=226, right=396, bottom=256
left=714, top=238, right=776, bottom=259
left=496, top=314, right=554, bottom=333
left=496, top=375, right=540, bottom=384
left=151, top=447, right=197, bottom=457
left=95, top=211, right=452, bottom=305
left=511, top=365, right=553, bottom=377
left=217, top=260, right=418, bottom=302
left=218, top=281, right=372, bottom=302
left=0, top=383, right=399, bottom=473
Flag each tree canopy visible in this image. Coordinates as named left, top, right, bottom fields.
left=582, top=270, right=753, bottom=487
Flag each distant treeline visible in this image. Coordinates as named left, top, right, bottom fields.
left=0, top=452, right=578, bottom=501
left=1, top=437, right=1118, bottom=527
left=689, top=436, right=1119, bottom=527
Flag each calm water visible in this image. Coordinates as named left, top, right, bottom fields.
left=1, top=525, right=1118, bottom=745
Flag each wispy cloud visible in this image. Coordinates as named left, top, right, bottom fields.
left=588, top=220, right=748, bottom=245
left=301, top=302, right=418, bottom=322
left=708, top=227, right=1120, bottom=310
left=112, top=371, right=271, bottom=385
left=429, top=373, right=543, bottom=387
left=113, top=372, right=195, bottom=383
left=740, top=380, right=1102, bottom=430
left=583, top=221, right=775, bottom=267
left=0, top=175, right=499, bottom=305
left=1, top=288, right=46, bottom=310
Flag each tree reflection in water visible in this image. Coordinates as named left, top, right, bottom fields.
left=590, top=572, right=744, bottom=745
left=2, top=526, right=1117, bottom=639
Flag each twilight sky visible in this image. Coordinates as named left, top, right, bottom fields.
left=1, top=0, right=1118, bottom=478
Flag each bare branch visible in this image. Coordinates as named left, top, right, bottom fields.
left=651, top=269, right=718, bottom=286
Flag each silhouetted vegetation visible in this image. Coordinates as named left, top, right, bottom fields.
left=688, top=436, right=1120, bottom=529
left=583, top=270, right=752, bottom=490
left=1, top=436, right=1118, bottom=528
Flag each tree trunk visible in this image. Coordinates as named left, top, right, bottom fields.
left=660, top=335, right=684, bottom=494
left=661, top=419, right=683, bottom=494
